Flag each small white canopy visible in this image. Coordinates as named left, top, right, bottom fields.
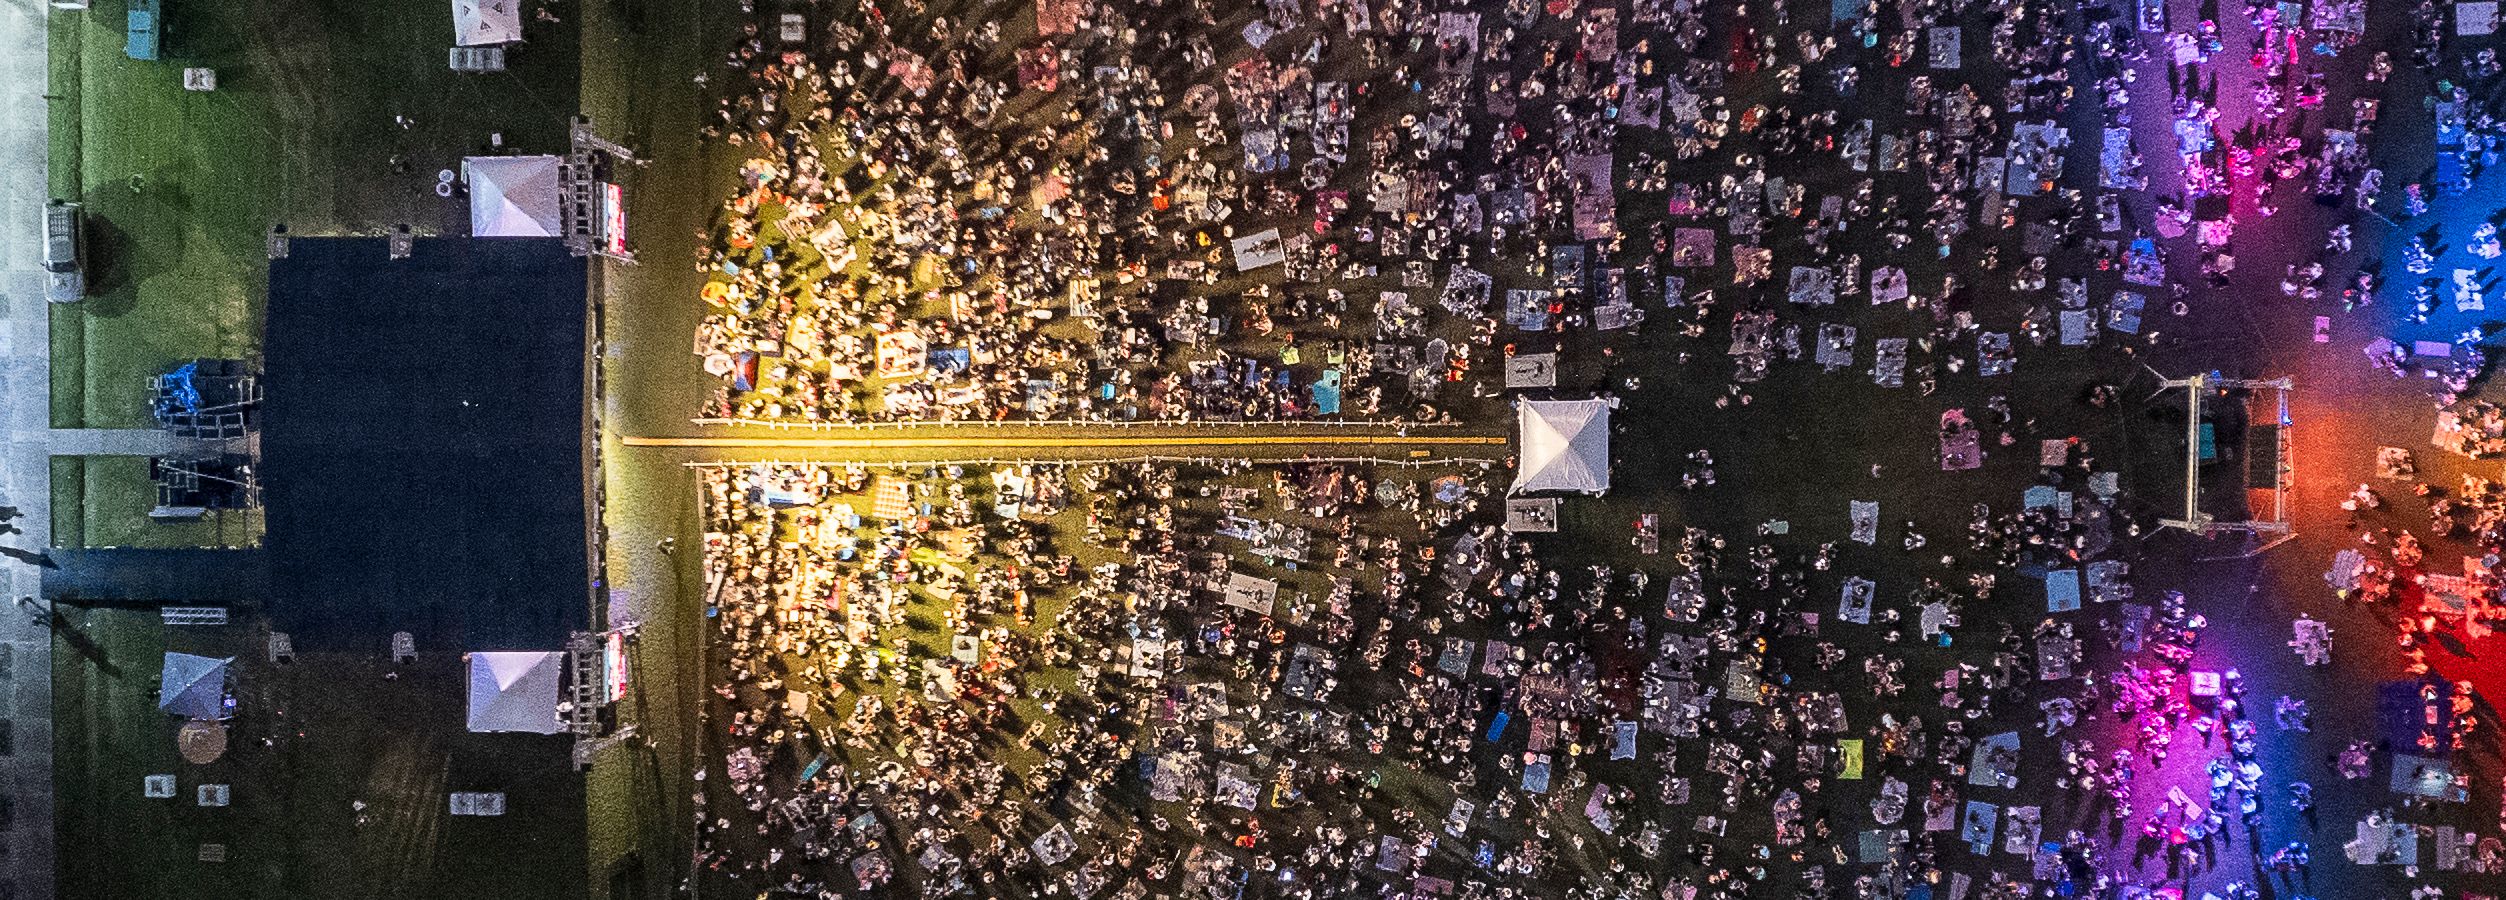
left=466, top=651, right=564, bottom=734
left=463, top=155, right=564, bottom=237
left=1512, top=398, right=1611, bottom=495
left=452, top=0, right=524, bottom=46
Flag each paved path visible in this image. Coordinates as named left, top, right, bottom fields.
left=0, top=0, right=56, bottom=895
left=43, top=428, right=208, bottom=456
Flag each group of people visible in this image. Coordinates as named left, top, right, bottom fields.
left=668, top=0, right=2506, bottom=896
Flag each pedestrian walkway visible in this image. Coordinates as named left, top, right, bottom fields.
left=44, top=428, right=202, bottom=456
left=0, top=0, right=58, bottom=893
left=622, top=430, right=1508, bottom=451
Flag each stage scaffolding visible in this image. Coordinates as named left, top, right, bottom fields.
left=2152, top=370, right=2294, bottom=555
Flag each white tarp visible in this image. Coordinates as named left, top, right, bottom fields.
left=466, top=651, right=564, bottom=734
left=2464, top=2, right=2500, bottom=35
left=463, top=155, right=564, bottom=237
left=159, top=652, right=232, bottom=720
left=1849, top=500, right=1879, bottom=545
left=1512, top=399, right=1611, bottom=495
left=1504, top=497, right=1561, bottom=532
left=1220, top=572, right=1279, bottom=615
left=1230, top=228, right=1286, bottom=270
left=452, top=0, right=524, bottom=46
left=1505, top=352, right=1560, bottom=388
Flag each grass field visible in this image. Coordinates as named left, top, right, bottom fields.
left=48, top=455, right=261, bottom=549
left=579, top=0, right=745, bottom=894
left=53, top=608, right=588, bottom=900
left=53, top=1, right=263, bottom=428
left=48, top=1, right=588, bottom=895
left=49, top=0, right=579, bottom=428
left=49, top=456, right=84, bottom=549
left=49, top=609, right=216, bottom=897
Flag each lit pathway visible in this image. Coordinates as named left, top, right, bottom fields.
left=622, top=429, right=1508, bottom=454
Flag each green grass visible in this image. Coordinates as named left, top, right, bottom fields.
left=47, top=5, right=83, bottom=201
left=63, top=455, right=261, bottom=549
left=52, top=0, right=578, bottom=428
left=61, top=1, right=265, bottom=428
left=578, top=0, right=743, bottom=893
left=50, top=456, right=86, bottom=548
left=49, top=11, right=86, bottom=428
left=51, top=609, right=217, bottom=898
left=49, top=3, right=583, bottom=895
left=54, top=609, right=587, bottom=900
left=49, top=306, right=85, bottom=429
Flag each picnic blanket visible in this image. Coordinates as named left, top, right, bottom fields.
left=2059, top=310, right=2092, bottom=345
left=1789, top=266, right=1837, bottom=306
left=1927, top=26, right=1961, bottom=68
left=1977, top=332, right=2014, bottom=376
left=1872, top=338, right=1909, bottom=387
left=2045, top=570, right=2081, bottom=613
left=1672, top=228, right=1717, bottom=267
left=1961, top=802, right=1998, bottom=854
left=1571, top=153, right=1617, bottom=240
left=1871, top=266, right=1909, bottom=305
left=1816, top=323, right=1857, bottom=371
left=1940, top=410, right=1984, bottom=470
left=2105, top=291, right=2146, bottom=333
left=1036, top=0, right=1083, bottom=35
left=1839, top=577, right=1877, bottom=624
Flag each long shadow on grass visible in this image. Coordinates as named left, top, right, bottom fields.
left=44, top=608, right=122, bottom=677
left=79, top=214, right=139, bottom=315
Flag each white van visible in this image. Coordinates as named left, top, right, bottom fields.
left=44, top=200, right=83, bottom=303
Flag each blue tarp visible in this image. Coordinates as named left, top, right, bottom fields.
left=1311, top=370, right=1342, bottom=415
left=759, top=485, right=815, bottom=507
left=1962, top=801, right=1999, bottom=854
left=1504, top=290, right=1553, bottom=331
left=2046, top=570, right=2082, bottom=613
left=1522, top=759, right=1552, bottom=793
left=165, top=362, right=202, bottom=413
left=126, top=0, right=161, bottom=61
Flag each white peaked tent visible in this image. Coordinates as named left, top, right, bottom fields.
left=463, top=156, right=564, bottom=238
left=466, top=651, right=565, bottom=734
left=159, top=652, right=233, bottom=720
left=1511, top=398, right=1612, bottom=495
left=452, top=0, right=524, bottom=46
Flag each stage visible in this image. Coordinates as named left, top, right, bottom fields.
left=262, top=237, right=591, bottom=652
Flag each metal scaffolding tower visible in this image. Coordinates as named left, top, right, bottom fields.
left=2151, top=370, right=2295, bottom=555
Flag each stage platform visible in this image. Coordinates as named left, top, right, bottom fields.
left=263, top=237, right=590, bottom=652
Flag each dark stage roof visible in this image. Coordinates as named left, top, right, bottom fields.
left=264, top=237, right=590, bottom=652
